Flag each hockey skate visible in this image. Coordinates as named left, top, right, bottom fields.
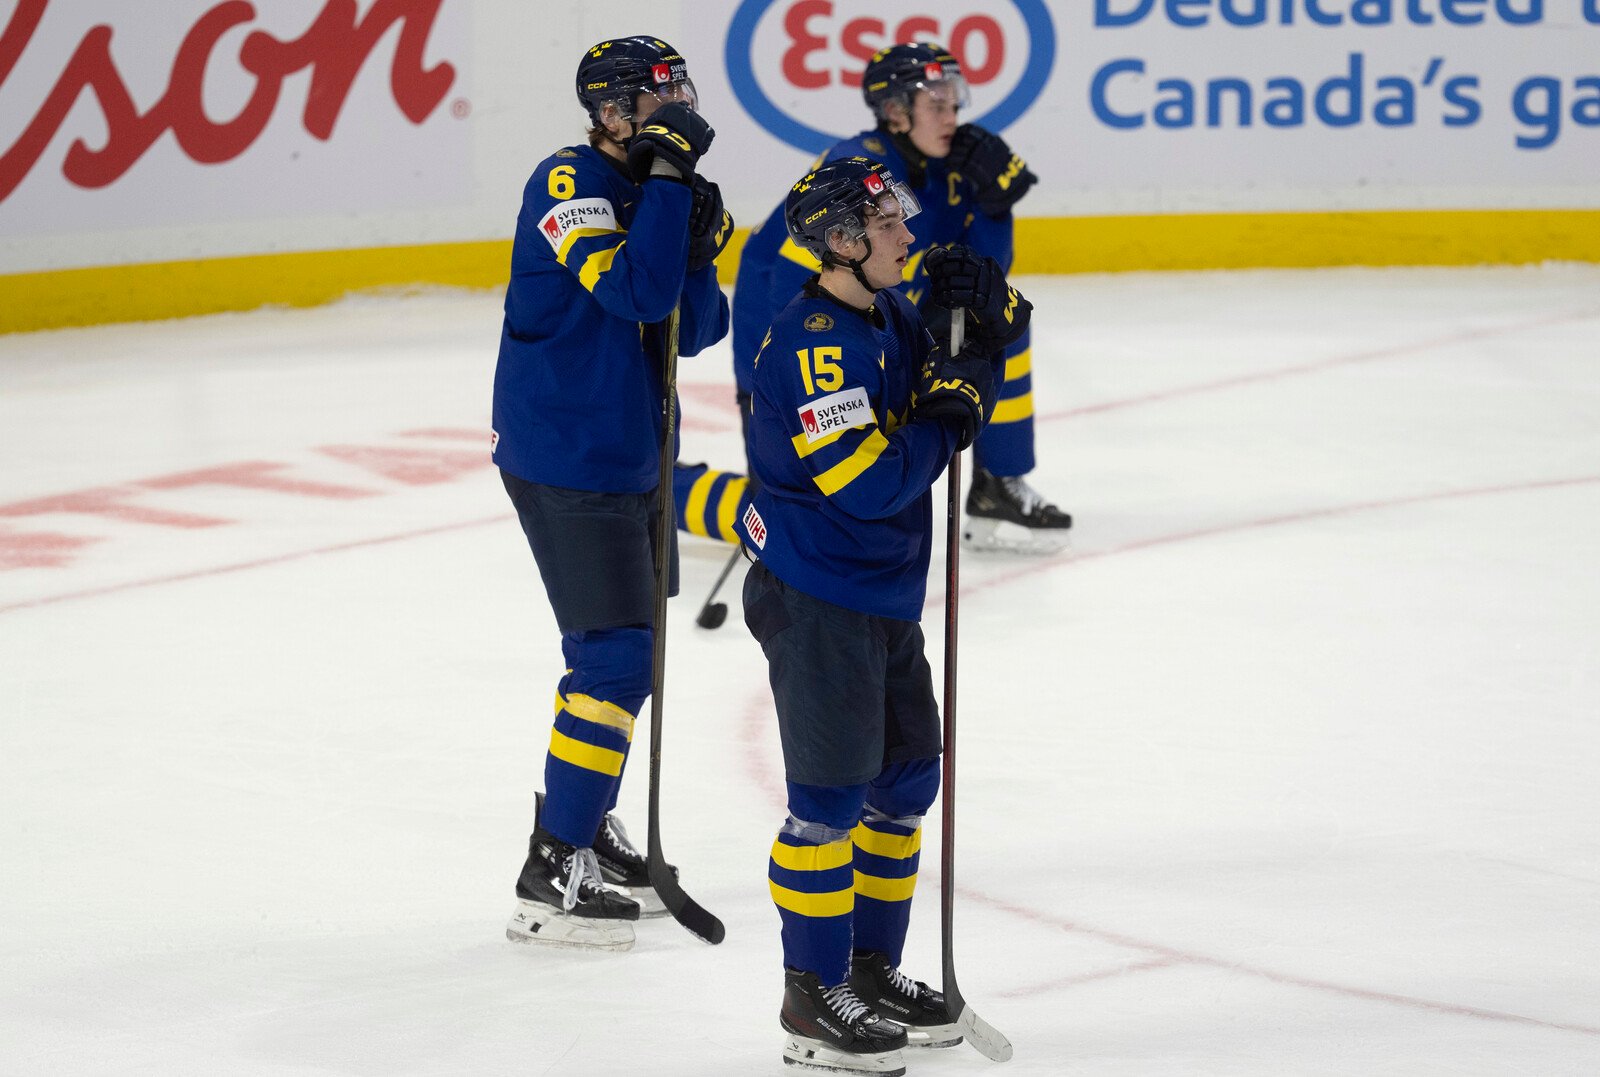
left=592, top=811, right=675, bottom=919
left=506, top=797, right=639, bottom=951
left=780, top=967, right=908, bottom=1075
left=963, top=466, right=1072, bottom=554
left=849, top=951, right=962, bottom=1049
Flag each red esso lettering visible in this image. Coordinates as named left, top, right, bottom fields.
left=780, top=0, right=1004, bottom=91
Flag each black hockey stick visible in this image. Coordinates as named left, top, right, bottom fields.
left=646, top=303, right=726, bottom=945
left=695, top=545, right=742, bottom=629
left=939, top=309, right=1013, bottom=1061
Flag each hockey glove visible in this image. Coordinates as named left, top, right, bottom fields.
left=924, top=245, right=1032, bottom=350
left=627, top=102, right=715, bottom=182
left=914, top=339, right=998, bottom=452
left=687, top=176, right=734, bottom=272
left=946, top=123, right=1037, bottom=218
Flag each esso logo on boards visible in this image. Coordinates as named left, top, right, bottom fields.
left=725, top=0, right=1056, bottom=153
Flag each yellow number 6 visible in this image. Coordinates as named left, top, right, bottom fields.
left=548, top=165, right=577, bottom=200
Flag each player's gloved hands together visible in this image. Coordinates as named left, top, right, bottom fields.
left=687, top=176, right=734, bottom=272
left=913, top=337, right=998, bottom=452
left=627, top=102, right=715, bottom=182
left=946, top=123, right=1037, bottom=218
left=924, top=244, right=1032, bottom=350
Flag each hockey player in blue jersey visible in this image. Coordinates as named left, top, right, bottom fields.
left=738, top=157, right=1030, bottom=1073
left=728, top=41, right=1068, bottom=555
left=491, top=36, right=731, bottom=951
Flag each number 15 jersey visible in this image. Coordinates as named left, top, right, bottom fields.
left=739, top=280, right=958, bottom=622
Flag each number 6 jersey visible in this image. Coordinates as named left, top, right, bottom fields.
left=492, top=144, right=729, bottom=494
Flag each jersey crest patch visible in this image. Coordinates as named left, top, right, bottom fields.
left=742, top=503, right=768, bottom=549
left=803, top=313, right=834, bottom=332
left=798, top=386, right=872, bottom=443
left=538, top=198, right=618, bottom=252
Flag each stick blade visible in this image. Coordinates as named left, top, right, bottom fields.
left=954, top=1002, right=1013, bottom=1062
left=647, top=851, right=726, bottom=945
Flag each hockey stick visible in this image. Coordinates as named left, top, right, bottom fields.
left=646, top=303, right=727, bottom=945
left=694, top=545, right=742, bottom=629
left=940, top=309, right=1014, bottom=1061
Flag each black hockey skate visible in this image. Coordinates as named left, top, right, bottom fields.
left=506, top=795, right=639, bottom=951
left=849, top=951, right=962, bottom=1049
left=780, top=967, right=908, bottom=1075
left=963, top=465, right=1072, bottom=554
left=592, top=811, right=676, bottom=919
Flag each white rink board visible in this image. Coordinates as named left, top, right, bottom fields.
left=2, top=0, right=1597, bottom=274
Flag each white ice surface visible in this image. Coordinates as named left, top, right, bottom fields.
left=2, top=266, right=1599, bottom=1076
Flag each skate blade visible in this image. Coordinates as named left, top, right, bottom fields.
left=625, top=885, right=670, bottom=919
left=962, top=516, right=1068, bottom=555
left=505, top=899, right=635, bottom=952
left=782, top=1035, right=905, bottom=1076
left=904, top=1023, right=963, bottom=1049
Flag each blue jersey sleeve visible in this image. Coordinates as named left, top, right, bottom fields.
left=677, top=262, right=730, bottom=358
left=524, top=157, right=692, bottom=325
left=761, top=312, right=952, bottom=522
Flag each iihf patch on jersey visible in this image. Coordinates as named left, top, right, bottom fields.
left=539, top=198, right=618, bottom=252
left=798, top=386, right=872, bottom=443
left=742, top=502, right=767, bottom=549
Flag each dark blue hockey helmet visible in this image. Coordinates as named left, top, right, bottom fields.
left=784, top=157, right=922, bottom=265
left=576, top=36, right=697, bottom=125
left=862, top=42, right=969, bottom=120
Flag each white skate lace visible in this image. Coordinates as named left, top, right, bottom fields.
left=1000, top=475, right=1049, bottom=515
left=601, top=814, right=641, bottom=860
left=885, top=964, right=922, bottom=1000
left=821, top=983, right=874, bottom=1026
left=559, top=847, right=607, bottom=912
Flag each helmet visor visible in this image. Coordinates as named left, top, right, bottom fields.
left=915, top=71, right=970, bottom=112
left=824, top=177, right=922, bottom=255
left=867, top=179, right=922, bottom=226
left=644, top=75, right=698, bottom=112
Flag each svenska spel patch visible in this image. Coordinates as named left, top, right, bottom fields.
left=537, top=198, right=618, bottom=252
left=797, top=386, right=872, bottom=443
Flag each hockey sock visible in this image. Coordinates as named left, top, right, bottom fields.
left=852, top=757, right=939, bottom=965
left=542, top=627, right=650, bottom=846
left=673, top=461, right=751, bottom=543
left=770, top=781, right=870, bottom=984
left=972, top=334, right=1036, bottom=476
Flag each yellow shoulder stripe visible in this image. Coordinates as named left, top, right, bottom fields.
left=556, top=227, right=624, bottom=267
left=813, top=429, right=889, bottom=496
left=790, top=425, right=853, bottom=460
left=579, top=241, right=624, bottom=292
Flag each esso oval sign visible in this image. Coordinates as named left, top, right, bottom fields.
left=725, top=0, right=1056, bottom=153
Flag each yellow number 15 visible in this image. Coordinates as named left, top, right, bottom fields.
left=797, top=346, right=843, bottom=395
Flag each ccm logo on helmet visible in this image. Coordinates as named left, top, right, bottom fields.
left=726, top=0, right=1056, bottom=152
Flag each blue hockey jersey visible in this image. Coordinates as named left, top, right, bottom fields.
left=738, top=281, right=958, bottom=621
left=731, top=128, right=1013, bottom=398
left=492, top=144, right=730, bottom=493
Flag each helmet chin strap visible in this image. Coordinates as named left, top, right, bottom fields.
left=824, top=238, right=878, bottom=298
